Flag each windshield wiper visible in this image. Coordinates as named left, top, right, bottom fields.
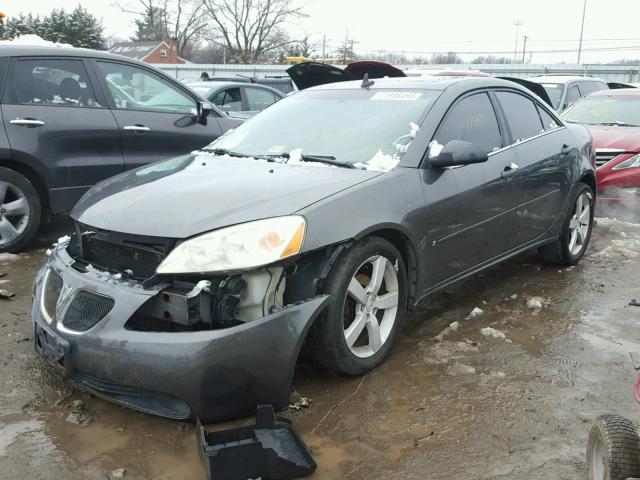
left=599, top=121, right=639, bottom=127
left=200, top=147, right=252, bottom=158
left=294, top=154, right=355, bottom=169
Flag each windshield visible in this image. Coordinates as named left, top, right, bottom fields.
left=541, top=83, right=563, bottom=109
left=209, top=88, right=439, bottom=168
left=561, top=95, right=640, bottom=126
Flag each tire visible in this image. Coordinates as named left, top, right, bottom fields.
left=0, top=167, right=42, bottom=253
left=307, top=236, right=407, bottom=375
left=587, top=415, right=640, bottom=480
left=539, top=182, right=594, bottom=266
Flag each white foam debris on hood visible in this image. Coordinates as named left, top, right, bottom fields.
left=0, top=253, right=20, bottom=262
left=353, top=149, right=400, bottom=172
left=283, top=148, right=335, bottom=168
left=480, top=327, right=506, bottom=339
left=4, top=34, right=73, bottom=48
left=186, top=280, right=211, bottom=299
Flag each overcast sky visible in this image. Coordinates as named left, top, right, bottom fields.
left=4, top=0, right=640, bottom=64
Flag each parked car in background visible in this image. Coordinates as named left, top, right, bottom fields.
left=561, top=88, right=640, bottom=201
left=527, top=75, right=609, bottom=112
left=184, top=81, right=285, bottom=119
left=33, top=77, right=595, bottom=423
left=0, top=46, right=242, bottom=253
left=183, top=75, right=296, bottom=94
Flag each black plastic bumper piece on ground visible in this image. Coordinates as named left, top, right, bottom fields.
left=197, top=405, right=316, bottom=480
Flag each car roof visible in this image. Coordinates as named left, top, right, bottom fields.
left=185, top=81, right=284, bottom=94
left=307, top=76, right=536, bottom=93
left=588, top=88, right=640, bottom=97
left=528, top=75, right=606, bottom=84
left=0, top=45, right=157, bottom=69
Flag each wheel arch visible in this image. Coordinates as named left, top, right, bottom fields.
left=0, top=159, right=50, bottom=215
left=354, top=224, right=419, bottom=307
left=579, top=171, right=597, bottom=198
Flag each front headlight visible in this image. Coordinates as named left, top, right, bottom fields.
left=156, top=216, right=306, bottom=274
left=613, top=153, right=640, bottom=170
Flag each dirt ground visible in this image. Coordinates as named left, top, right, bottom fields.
left=1, top=205, right=640, bottom=480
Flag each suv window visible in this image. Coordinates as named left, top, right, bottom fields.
left=537, top=105, right=560, bottom=131
left=496, top=91, right=544, bottom=142
left=433, top=93, right=502, bottom=154
left=565, top=84, right=581, bottom=108
left=245, top=87, right=277, bottom=111
left=97, top=61, right=196, bottom=115
left=212, top=87, right=242, bottom=112
left=9, top=58, right=100, bottom=107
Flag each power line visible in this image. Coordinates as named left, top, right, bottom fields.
left=358, top=45, right=640, bottom=56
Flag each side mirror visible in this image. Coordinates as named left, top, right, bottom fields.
left=197, top=101, right=213, bottom=125
left=430, top=140, right=488, bottom=168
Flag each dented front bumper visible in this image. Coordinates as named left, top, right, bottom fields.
left=32, top=245, right=329, bottom=422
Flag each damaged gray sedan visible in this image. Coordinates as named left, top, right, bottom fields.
left=32, top=77, right=596, bottom=422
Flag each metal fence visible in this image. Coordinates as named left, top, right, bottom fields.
left=153, top=62, right=640, bottom=83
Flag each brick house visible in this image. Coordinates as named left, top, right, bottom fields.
left=109, top=39, right=187, bottom=64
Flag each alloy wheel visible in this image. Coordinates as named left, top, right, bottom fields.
left=343, top=255, right=399, bottom=358
left=568, top=191, right=591, bottom=256
left=0, top=180, right=30, bottom=247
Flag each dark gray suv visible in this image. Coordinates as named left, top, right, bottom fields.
left=0, top=46, right=242, bottom=253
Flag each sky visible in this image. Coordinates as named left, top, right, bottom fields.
left=4, top=0, right=640, bottom=64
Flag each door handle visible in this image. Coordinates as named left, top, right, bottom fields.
left=501, top=162, right=519, bottom=179
left=10, top=118, right=45, bottom=127
left=123, top=125, right=151, bottom=132
left=561, top=144, right=572, bottom=156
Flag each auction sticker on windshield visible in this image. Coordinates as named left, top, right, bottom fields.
left=372, top=91, right=423, bottom=101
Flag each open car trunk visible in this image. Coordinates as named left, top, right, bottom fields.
left=287, top=61, right=406, bottom=90
left=497, top=77, right=553, bottom=107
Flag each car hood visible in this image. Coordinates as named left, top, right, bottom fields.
left=584, top=124, right=640, bottom=152
left=71, top=154, right=382, bottom=238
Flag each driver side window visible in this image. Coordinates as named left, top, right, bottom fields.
left=433, top=93, right=503, bottom=154
left=97, top=61, right=196, bottom=115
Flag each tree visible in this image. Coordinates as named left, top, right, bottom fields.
left=430, top=52, right=463, bottom=64
left=119, top=0, right=209, bottom=58
left=471, top=55, right=513, bottom=64
left=336, top=35, right=358, bottom=64
left=287, top=35, right=316, bottom=58
left=6, top=7, right=105, bottom=49
left=202, top=0, right=305, bottom=63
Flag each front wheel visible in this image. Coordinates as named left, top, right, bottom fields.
left=539, top=182, right=594, bottom=266
left=587, top=415, right=640, bottom=480
left=0, top=167, right=42, bottom=253
left=307, top=237, right=407, bottom=375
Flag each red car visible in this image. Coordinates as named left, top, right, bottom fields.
left=562, top=89, right=640, bottom=202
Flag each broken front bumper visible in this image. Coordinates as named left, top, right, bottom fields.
left=31, top=245, right=329, bottom=423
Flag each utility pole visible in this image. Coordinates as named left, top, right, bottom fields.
left=522, top=36, right=529, bottom=63
left=322, top=35, right=326, bottom=63
left=577, top=0, right=587, bottom=64
left=513, top=19, right=523, bottom=62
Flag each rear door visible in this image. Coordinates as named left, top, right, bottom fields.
left=243, top=86, right=280, bottom=115
left=1, top=56, right=123, bottom=213
left=92, top=60, right=224, bottom=170
left=493, top=90, right=574, bottom=247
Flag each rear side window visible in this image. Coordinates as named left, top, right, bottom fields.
left=8, top=58, right=100, bottom=107
left=433, top=93, right=503, bottom=154
left=245, top=87, right=278, bottom=111
left=566, top=84, right=581, bottom=107
left=495, top=91, right=544, bottom=142
left=212, top=87, right=242, bottom=112
left=537, top=106, right=560, bottom=131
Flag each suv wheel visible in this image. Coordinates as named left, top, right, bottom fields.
left=0, top=167, right=42, bottom=253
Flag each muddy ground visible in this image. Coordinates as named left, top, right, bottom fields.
left=1, top=206, right=640, bottom=480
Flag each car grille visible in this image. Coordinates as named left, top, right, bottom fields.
left=42, top=269, right=64, bottom=322
left=81, top=235, right=166, bottom=280
left=595, top=149, right=625, bottom=168
left=61, top=290, right=115, bottom=332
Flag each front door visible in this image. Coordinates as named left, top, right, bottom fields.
left=421, top=91, right=521, bottom=286
left=1, top=57, right=123, bottom=213
left=92, top=60, right=223, bottom=170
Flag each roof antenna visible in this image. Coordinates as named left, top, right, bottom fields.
left=361, top=73, right=375, bottom=89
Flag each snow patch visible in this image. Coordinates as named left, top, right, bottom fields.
left=354, top=149, right=400, bottom=172
left=526, top=296, right=544, bottom=310
left=466, top=307, right=484, bottom=319
left=0, top=253, right=20, bottom=263
left=5, top=34, right=73, bottom=48
left=57, top=235, right=71, bottom=245
left=480, top=327, right=506, bottom=339
left=434, top=321, right=460, bottom=342
left=445, top=362, right=476, bottom=376
left=428, top=140, right=444, bottom=158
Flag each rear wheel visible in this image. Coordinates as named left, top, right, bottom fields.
left=0, top=167, right=41, bottom=253
left=539, top=182, right=594, bottom=265
left=307, top=237, right=407, bottom=375
left=587, top=415, right=640, bottom=480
